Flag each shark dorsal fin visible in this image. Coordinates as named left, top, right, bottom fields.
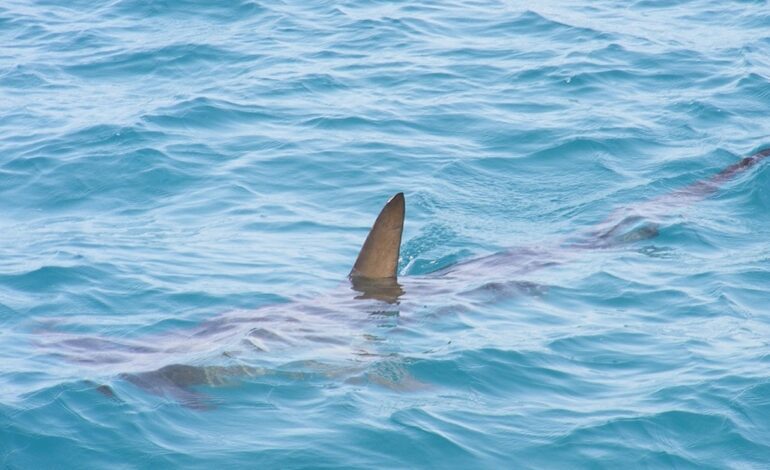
left=349, top=192, right=405, bottom=280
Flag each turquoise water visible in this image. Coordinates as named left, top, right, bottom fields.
left=2, top=0, right=770, bottom=467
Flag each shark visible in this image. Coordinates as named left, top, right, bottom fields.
left=38, top=148, right=770, bottom=408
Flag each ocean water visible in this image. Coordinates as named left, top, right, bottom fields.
left=2, top=0, right=770, bottom=468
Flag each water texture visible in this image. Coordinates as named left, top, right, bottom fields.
left=2, top=0, right=770, bottom=468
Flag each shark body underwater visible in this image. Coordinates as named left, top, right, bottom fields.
left=40, top=148, right=770, bottom=407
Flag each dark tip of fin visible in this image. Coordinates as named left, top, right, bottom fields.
left=349, top=192, right=405, bottom=280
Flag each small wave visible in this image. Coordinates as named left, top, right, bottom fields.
left=143, top=97, right=279, bottom=130
left=64, top=44, right=248, bottom=79
left=108, top=0, right=266, bottom=21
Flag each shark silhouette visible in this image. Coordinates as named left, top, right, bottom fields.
left=42, top=148, right=770, bottom=408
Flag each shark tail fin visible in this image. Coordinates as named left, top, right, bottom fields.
left=349, top=192, right=405, bottom=280
left=710, top=147, right=770, bottom=184
left=675, top=147, right=770, bottom=200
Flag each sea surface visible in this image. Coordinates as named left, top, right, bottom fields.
left=2, top=0, right=770, bottom=468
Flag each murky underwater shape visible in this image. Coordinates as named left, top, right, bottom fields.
left=2, top=0, right=770, bottom=468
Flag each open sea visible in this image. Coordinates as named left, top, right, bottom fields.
left=2, top=0, right=770, bottom=468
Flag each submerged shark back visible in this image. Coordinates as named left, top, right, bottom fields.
left=347, top=148, right=770, bottom=283
left=50, top=148, right=770, bottom=408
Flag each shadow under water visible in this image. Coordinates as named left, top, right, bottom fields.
left=32, top=149, right=770, bottom=408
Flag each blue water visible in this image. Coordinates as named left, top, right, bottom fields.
left=2, top=0, right=770, bottom=467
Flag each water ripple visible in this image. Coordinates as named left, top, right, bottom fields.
left=2, top=0, right=770, bottom=468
